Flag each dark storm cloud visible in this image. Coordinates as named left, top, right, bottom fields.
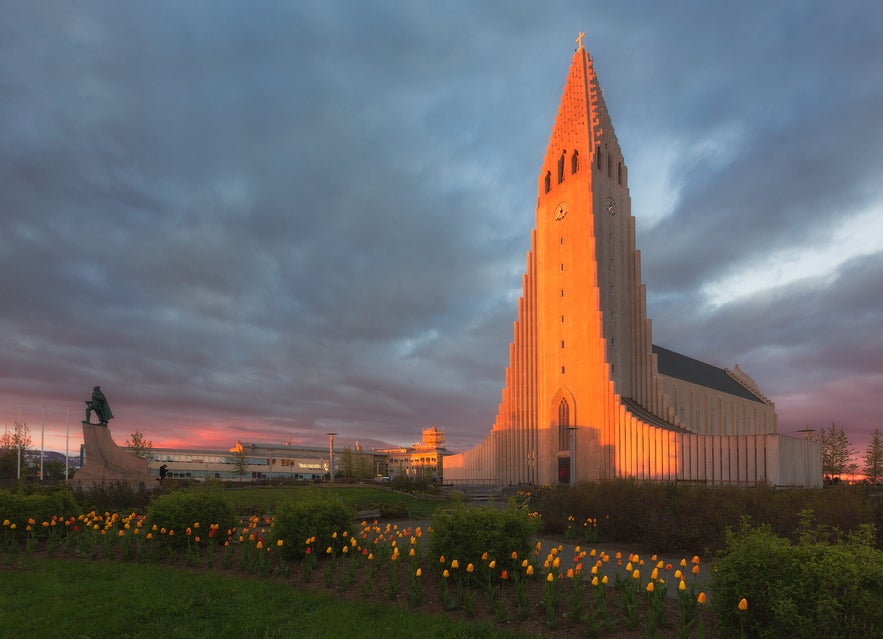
left=2, top=1, right=881, bottom=454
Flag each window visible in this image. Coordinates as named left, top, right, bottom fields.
left=544, top=171, right=551, bottom=193
left=617, top=161, right=623, bottom=185
left=571, top=150, right=579, bottom=174
left=558, top=398, right=570, bottom=450
left=558, top=151, right=566, bottom=184
left=596, top=145, right=601, bottom=169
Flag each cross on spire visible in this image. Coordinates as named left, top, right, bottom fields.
left=576, top=32, right=586, bottom=50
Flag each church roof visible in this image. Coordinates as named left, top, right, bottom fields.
left=652, top=345, right=765, bottom=403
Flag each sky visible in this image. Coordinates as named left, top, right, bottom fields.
left=2, top=1, right=882, bottom=459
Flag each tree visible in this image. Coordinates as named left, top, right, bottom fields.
left=230, top=441, right=248, bottom=477
left=0, top=422, right=32, bottom=480
left=861, top=429, right=883, bottom=484
left=816, top=423, right=856, bottom=478
left=340, top=448, right=356, bottom=480
left=125, top=431, right=153, bottom=460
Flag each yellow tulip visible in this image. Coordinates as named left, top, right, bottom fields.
left=466, top=563, right=474, bottom=573
left=443, top=569, right=450, bottom=578
left=416, top=568, right=422, bottom=577
left=591, top=576, right=599, bottom=587
left=451, top=559, right=459, bottom=569
left=646, top=581, right=654, bottom=592
left=679, top=580, right=686, bottom=591
left=631, top=569, right=640, bottom=580
left=546, top=572, right=554, bottom=583
left=602, top=575, right=608, bottom=584
left=526, top=565, right=534, bottom=576
left=697, top=592, right=707, bottom=605
left=489, top=560, right=496, bottom=569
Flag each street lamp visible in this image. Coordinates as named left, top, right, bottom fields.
left=326, top=433, right=338, bottom=483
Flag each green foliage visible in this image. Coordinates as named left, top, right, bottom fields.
left=862, top=429, right=883, bottom=484
left=269, top=490, right=355, bottom=559
left=712, top=517, right=883, bottom=639
left=816, top=423, right=856, bottom=478
left=71, top=480, right=155, bottom=512
left=529, top=479, right=881, bottom=553
left=0, top=487, right=79, bottom=532
left=145, top=487, right=237, bottom=544
left=430, top=501, right=540, bottom=573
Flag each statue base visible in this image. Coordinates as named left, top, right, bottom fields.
left=70, top=421, right=156, bottom=490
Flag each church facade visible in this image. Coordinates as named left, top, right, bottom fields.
left=443, top=40, right=821, bottom=488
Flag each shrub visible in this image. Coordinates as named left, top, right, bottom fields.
left=71, top=481, right=155, bottom=512
left=712, top=517, right=883, bottom=639
left=430, top=501, right=540, bottom=573
left=269, top=490, right=354, bottom=559
left=0, top=487, right=79, bottom=534
left=144, top=487, right=237, bottom=545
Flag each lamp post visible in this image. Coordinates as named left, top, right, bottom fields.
left=326, top=432, right=338, bottom=483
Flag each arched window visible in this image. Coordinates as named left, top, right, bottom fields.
left=544, top=171, right=551, bottom=193
left=557, top=151, right=566, bottom=184
left=558, top=398, right=570, bottom=451
left=596, top=145, right=602, bottom=169
left=617, top=161, right=623, bottom=185
left=571, top=150, right=579, bottom=174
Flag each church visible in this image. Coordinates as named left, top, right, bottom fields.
left=443, top=37, right=821, bottom=488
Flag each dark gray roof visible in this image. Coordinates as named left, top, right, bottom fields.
left=652, top=345, right=765, bottom=403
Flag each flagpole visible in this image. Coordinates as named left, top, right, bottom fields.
left=65, top=405, right=70, bottom=481
left=40, top=406, right=45, bottom=481
left=17, top=405, right=22, bottom=480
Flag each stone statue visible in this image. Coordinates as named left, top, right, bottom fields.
left=84, top=385, right=114, bottom=425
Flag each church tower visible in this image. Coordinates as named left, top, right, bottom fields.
left=442, top=36, right=820, bottom=488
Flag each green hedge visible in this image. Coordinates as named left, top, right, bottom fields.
left=429, top=501, right=540, bottom=573
left=268, top=490, right=354, bottom=559
left=529, top=480, right=881, bottom=553
left=0, top=488, right=79, bottom=535
left=711, top=518, right=883, bottom=639
left=144, top=487, right=238, bottom=545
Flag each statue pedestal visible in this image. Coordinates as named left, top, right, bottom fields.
left=71, top=422, right=155, bottom=489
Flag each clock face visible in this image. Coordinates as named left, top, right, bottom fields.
left=606, top=196, right=616, bottom=216
left=554, top=202, right=568, bottom=221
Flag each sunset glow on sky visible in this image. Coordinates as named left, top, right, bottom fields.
left=2, top=2, right=881, bottom=457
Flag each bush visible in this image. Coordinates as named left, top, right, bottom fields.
left=144, top=487, right=237, bottom=545
left=528, top=480, right=881, bottom=553
left=269, top=490, right=354, bottom=559
left=0, top=487, right=79, bottom=534
left=711, top=517, right=883, bottom=639
left=71, top=481, right=155, bottom=512
left=430, top=501, right=540, bottom=573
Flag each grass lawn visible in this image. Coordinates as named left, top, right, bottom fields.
left=0, top=558, right=534, bottom=639
left=225, top=484, right=445, bottom=519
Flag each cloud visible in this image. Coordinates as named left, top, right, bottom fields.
left=1, top=1, right=881, bottom=457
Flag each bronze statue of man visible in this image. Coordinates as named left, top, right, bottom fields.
left=84, top=385, right=114, bottom=425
